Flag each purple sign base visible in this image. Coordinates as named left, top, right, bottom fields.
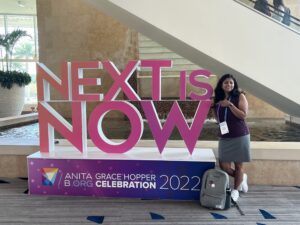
left=27, top=147, right=215, bottom=200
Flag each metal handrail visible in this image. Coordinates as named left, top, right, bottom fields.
left=235, top=0, right=300, bottom=32
left=249, top=0, right=300, bottom=25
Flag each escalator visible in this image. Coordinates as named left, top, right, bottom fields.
left=241, top=0, right=300, bottom=32
left=84, top=0, right=300, bottom=117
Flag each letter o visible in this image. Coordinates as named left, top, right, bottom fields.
left=88, top=101, right=143, bottom=153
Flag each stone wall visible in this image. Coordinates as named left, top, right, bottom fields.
left=37, top=0, right=138, bottom=118
left=245, top=160, right=300, bottom=185
left=247, top=92, right=285, bottom=118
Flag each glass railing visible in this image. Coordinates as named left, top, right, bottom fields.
left=236, top=0, right=300, bottom=34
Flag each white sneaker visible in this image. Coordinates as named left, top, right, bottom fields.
left=231, top=189, right=239, bottom=202
left=239, top=173, right=248, bottom=193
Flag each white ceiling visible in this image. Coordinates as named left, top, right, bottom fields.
left=0, top=0, right=36, bottom=15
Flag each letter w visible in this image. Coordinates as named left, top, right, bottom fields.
left=141, top=101, right=211, bottom=154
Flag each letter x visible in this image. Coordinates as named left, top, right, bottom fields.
left=103, top=60, right=140, bottom=101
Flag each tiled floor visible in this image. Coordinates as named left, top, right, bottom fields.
left=0, top=178, right=299, bottom=224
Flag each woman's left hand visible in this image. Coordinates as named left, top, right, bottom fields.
left=219, top=99, right=232, bottom=107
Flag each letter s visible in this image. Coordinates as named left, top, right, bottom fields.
left=188, top=69, right=213, bottom=100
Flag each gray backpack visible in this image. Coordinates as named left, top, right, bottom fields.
left=200, top=169, right=231, bottom=210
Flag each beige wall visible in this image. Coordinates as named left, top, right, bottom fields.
left=245, top=160, right=300, bottom=185
left=0, top=155, right=27, bottom=177
left=37, top=0, right=138, bottom=118
left=247, top=92, right=285, bottom=118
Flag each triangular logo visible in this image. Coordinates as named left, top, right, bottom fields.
left=41, top=168, right=59, bottom=186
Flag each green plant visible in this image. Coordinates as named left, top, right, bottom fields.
left=0, top=29, right=32, bottom=89
left=0, top=70, right=31, bottom=89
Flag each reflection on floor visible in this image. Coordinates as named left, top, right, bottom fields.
left=0, top=178, right=299, bottom=224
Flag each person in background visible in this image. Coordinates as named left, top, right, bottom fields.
left=254, top=0, right=271, bottom=16
left=213, top=74, right=251, bottom=202
left=273, top=0, right=291, bottom=26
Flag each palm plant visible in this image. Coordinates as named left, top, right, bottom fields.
left=0, top=29, right=31, bottom=71
left=0, top=29, right=31, bottom=89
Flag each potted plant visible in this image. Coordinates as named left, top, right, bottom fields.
left=0, top=29, right=32, bottom=117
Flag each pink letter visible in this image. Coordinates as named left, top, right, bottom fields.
left=88, top=101, right=143, bottom=153
left=141, top=60, right=172, bottom=100
left=37, top=62, right=70, bottom=101
left=189, top=70, right=213, bottom=100
left=38, top=102, right=86, bottom=153
left=141, top=100, right=211, bottom=154
left=179, top=71, right=187, bottom=100
left=72, top=61, right=103, bottom=101
left=103, top=60, right=140, bottom=101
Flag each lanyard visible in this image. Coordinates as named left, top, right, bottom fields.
left=217, top=97, right=231, bottom=123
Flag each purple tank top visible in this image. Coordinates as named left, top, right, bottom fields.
left=214, top=95, right=249, bottom=138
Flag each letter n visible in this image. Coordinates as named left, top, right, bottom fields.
left=37, top=62, right=71, bottom=101
left=38, top=101, right=87, bottom=153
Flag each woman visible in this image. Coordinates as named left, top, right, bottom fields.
left=213, top=74, right=251, bottom=202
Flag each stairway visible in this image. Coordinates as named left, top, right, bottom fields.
left=85, top=0, right=300, bottom=117
left=138, top=33, right=217, bottom=99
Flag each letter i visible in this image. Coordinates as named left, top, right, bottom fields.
left=179, top=71, right=187, bottom=100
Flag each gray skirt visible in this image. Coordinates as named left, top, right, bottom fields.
left=218, top=134, right=251, bottom=163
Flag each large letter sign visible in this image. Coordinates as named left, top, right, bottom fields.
left=37, top=60, right=213, bottom=154
left=88, top=101, right=143, bottom=153
left=141, top=101, right=210, bottom=154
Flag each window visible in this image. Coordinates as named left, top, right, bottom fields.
left=0, top=14, right=38, bottom=103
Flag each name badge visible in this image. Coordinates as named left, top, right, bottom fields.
left=219, top=121, right=229, bottom=135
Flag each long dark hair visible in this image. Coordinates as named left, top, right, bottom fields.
left=214, top=74, right=241, bottom=104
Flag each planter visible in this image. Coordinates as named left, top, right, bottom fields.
left=0, top=85, right=25, bottom=118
